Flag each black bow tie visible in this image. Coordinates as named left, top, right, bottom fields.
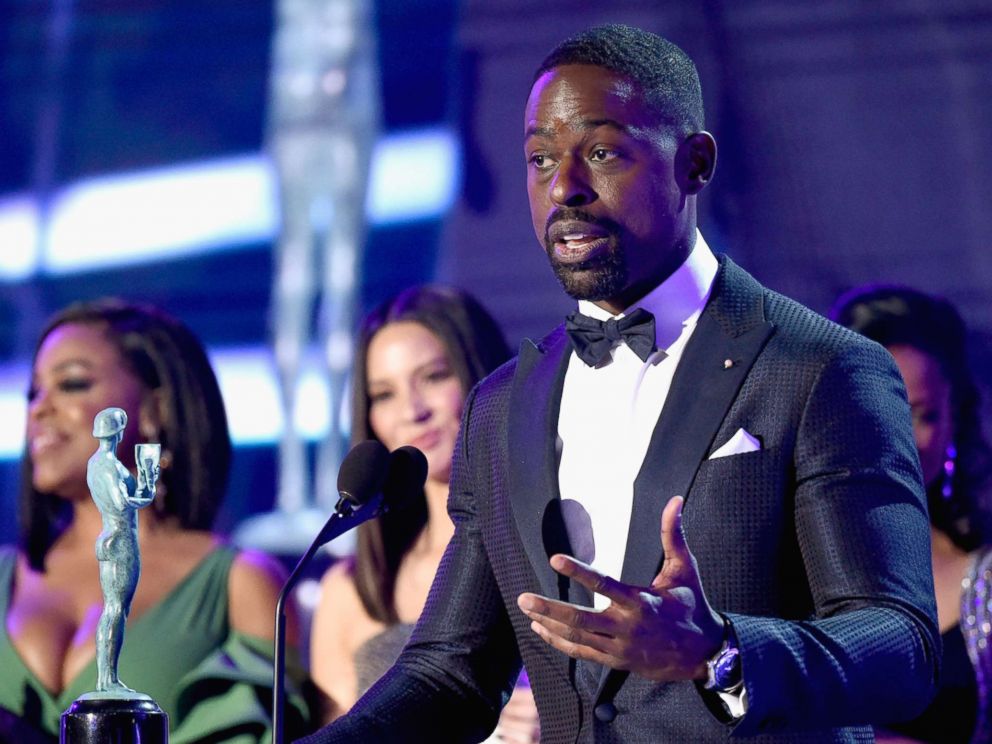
left=565, top=307, right=657, bottom=366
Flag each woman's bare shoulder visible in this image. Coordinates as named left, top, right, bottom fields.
left=315, top=558, right=384, bottom=645
left=227, top=547, right=288, bottom=641
left=317, top=559, right=367, bottom=623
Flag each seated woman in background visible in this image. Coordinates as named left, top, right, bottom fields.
left=0, top=299, right=309, bottom=743
left=832, top=285, right=992, bottom=744
left=310, top=285, right=540, bottom=742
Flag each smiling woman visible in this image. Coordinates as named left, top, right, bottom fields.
left=1, top=299, right=310, bottom=742
left=27, top=325, right=149, bottom=503
left=308, top=285, right=541, bottom=741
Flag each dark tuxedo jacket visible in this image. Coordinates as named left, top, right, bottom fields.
left=300, top=258, right=939, bottom=744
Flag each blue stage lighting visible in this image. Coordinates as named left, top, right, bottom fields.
left=44, top=155, right=278, bottom=273
left=0, top=196, right=40, bottom=278
left=0, top=127, right=459, bottom=279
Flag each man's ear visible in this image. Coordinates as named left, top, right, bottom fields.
left=675, top=131, right=717, bottom=195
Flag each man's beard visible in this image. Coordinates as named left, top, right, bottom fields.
left=544, top=234, right=628, bottom=301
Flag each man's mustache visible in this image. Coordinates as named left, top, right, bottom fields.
left=544, top=209, right=621, bottom=243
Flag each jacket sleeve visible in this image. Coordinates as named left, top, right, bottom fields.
left=296, top=384, right=521, bottom=744
left=728, top=339, right=941, bottom=736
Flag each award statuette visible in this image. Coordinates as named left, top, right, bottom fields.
left=60, top=407, right=169, bottom=743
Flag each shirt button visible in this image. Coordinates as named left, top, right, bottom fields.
left=594, top=702, right=617, bottom=722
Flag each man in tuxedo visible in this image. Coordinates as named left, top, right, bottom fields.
left=299, top=24, right=939, bottom=743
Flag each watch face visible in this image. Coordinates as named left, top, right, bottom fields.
left=712, top=647, right=741, bottom=689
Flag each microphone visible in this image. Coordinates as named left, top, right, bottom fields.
left=271, top=441, right=427, bottom=744
left=309, top=440, right=393, bottom=547
left=383, top=445, right=428, bottom=509
left=337, top=439, right=392, bottom=508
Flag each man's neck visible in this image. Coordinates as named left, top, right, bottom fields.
left=590, top=235, right=697, bottom=315
left=579, top=230, right=716, bottom=320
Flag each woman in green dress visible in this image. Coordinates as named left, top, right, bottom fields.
left=1, top=299, right=309, bottom=742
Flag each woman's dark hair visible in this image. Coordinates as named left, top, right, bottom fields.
left=831, top=284, right=992, bottom=549
left=20, top=299, right=232, bottom=570
left=350, top=285, right=512, bottom=623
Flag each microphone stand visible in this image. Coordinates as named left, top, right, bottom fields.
left=272, top=492, right=384, bottom=744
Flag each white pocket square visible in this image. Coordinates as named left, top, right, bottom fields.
left=709, top=428, right=761, bottom=459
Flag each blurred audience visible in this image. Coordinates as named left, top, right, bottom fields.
left=833, top=285, right=992, bottom=744
left=0, top=299, right=308, bottom=742
left=309, top=285, right=540, bottom=742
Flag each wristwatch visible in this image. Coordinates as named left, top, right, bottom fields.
left=703, top=619, right=743, bottom=692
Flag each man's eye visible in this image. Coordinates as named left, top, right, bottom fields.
left=590, top=148, right=616, bottom=162
left=529, top=153, right=553, bottom=169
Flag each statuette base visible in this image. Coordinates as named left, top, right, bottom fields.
left=60, top=697, right=168, bottom=744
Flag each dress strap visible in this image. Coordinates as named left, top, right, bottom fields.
left=0, top=547, right=17, bottom=616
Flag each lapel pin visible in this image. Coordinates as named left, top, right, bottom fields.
left=723, top=358, right=734, bottom=369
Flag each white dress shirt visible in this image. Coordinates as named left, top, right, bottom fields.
left=555, top=231, right=746, bottom=717
left=556, top=230, right=718, bottom=609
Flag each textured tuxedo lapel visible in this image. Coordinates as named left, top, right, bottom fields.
left=507, top=326, right=571, bottom=603
left=619, top=259, right=775, bottom=590
left=597, top=257, right=776, bottom=699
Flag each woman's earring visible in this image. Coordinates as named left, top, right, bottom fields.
left=152, top=448, right=171, bottom=516
left=941, top=444, right=957, bottom=501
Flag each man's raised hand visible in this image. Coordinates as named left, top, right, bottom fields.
left=516, top=495, right=725, bottom=681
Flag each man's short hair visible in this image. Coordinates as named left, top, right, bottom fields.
left=534, top=24, right=704, bottom=135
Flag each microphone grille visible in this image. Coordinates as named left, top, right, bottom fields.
left=384, top=445, right=429, bottom=507
left=337, top=440, right=391, bottom=506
